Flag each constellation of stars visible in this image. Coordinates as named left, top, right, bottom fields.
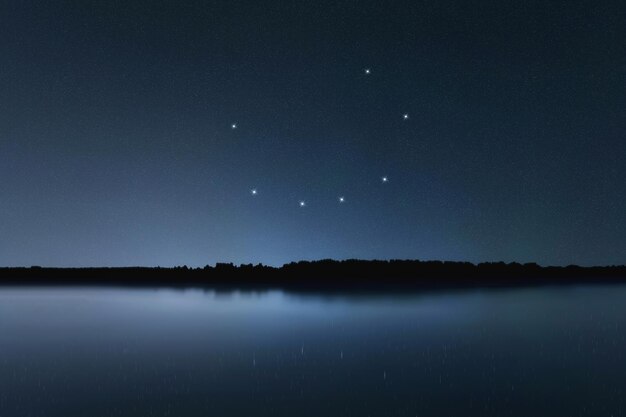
left=238, top=68, right=405, bottom=208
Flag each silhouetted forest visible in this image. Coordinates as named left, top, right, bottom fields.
left=1, top=260, right=625, bottom=292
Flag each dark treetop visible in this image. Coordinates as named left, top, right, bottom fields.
left=2, top=260, right=625, bottom=292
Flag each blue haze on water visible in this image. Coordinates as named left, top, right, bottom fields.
left=0, top=285, right=624, bottom=416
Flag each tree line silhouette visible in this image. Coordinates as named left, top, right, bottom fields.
left=1, top=260, right=625, bottom=292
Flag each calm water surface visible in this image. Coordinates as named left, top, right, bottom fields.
left=0, top=285, right=625, bottom=416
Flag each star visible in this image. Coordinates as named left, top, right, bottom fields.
left=403, top=114, right=409, bottom=120
left=338, top=196, right=345, bottom=203
left=251, top=189, right=257, bottom=195
left=299, top=201, right=306, bottom=207
left=364, top=68, right=371, bottom=75
left=231, top=123, right=237, bottom=129
left=382, top=176, right=388, bottom=183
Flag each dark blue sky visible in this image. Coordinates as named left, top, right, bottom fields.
left=1, top=0, right=624, bottom=267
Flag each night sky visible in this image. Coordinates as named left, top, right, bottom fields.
left=1, top=0, right=624, bottom=267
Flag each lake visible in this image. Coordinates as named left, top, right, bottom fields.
left=0, top=285, right=624, bottom=416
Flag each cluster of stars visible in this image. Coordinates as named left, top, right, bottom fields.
left=249, top=177, right=388, bottom=208
left=238, top=67, right=405, bottom=208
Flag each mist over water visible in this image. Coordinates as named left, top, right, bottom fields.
left=1, top=285, right=624, bottom=416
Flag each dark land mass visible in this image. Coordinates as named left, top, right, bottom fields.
left=1, top=260, right=626, bottom=293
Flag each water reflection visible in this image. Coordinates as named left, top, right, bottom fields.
left=0, top=285, right=624, bottom=416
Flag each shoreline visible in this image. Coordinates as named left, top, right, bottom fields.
left=1, top=260, right=625, bottom=292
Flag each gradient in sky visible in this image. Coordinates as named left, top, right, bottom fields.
left=1, top=0, right=625, bottom=266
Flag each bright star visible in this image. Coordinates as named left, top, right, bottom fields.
left=403, top=114, right=409, bottom=120
left=339, top=196, right=345, bottom=203
left=299, top=201, right=306, bottom=207
left=251, top=189, right=257, bottom=195
left=231, top=123, right=237, bottom=129
left=382, top=176, right=388, bottom=183
left=364, top=68, right=371, bottom=75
